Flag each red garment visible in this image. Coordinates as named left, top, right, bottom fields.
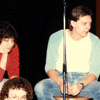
left=0, top=43, right=20, bottom=82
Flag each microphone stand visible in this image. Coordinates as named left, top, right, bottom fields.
left=63, top=0, right=68, bottom=100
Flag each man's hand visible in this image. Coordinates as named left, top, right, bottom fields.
left=69, top=83, right=83, bottom=96
left=47, top=69, right=83, bottom=95
left=57, top=78, right=71, bottom=94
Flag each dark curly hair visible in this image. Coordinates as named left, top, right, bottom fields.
left=68, top=6, right=92, bottom=30
left=0, top=20, right=18, bottom=43
left=0, top=77, right=33, bottom=100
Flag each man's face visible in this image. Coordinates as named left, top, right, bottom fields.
left=6, top=88, right=27, bottom=100
left=72, top=15, right=92, bottom=38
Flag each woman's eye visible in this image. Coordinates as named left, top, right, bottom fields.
left=22, top=96, right=27, bottom=99
left=12, top=96, right=17, bottom=98
left=11, top=39, right=14, bottom=42
left=4, top=39, right=8, bottom=42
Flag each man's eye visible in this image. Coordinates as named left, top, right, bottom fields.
left=82, top=23, right=86, bottom=26
left=89, top=22, right=92, bottom=26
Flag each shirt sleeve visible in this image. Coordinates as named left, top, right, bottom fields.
left=45, top=36, right=57, bottom=72
left=89, top=36, right=100, bottom=79
left=45, top=30, right=63, bottom=73
left=7, top=44, right=20, bottom=79
left=0, top=68, right=5, bottom=82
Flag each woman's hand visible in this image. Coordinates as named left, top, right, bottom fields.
left=0, top=52, right=8, bottom=70
left=0, top=45, right=8, bottom=54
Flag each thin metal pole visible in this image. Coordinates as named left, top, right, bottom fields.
left=63, top=0, right=69, bottom=100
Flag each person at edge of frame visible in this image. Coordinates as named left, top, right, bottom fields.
left=34, top=6, right=100, bottom=100
left=0, top=20, right=20, bottom=92
left=0, top=77, right=33, bottom=100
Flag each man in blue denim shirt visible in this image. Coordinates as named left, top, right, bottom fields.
left=34, top=6, right=100, bottom=100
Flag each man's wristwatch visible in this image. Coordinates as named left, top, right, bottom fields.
left=79, top=83, right=84, bottom=89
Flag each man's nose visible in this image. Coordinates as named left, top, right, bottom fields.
left=86, top=23, right=91, bottom=30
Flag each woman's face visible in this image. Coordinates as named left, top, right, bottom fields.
left=5, top=88, right=27, bottom=100
left=0, top=38, right=15, bottom=53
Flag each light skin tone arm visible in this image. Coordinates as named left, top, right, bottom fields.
left=0, top=47, right=8, bottom=70
left=0, top=47, right=17, bottom=79
left=47, top=69, right=97, bottom=96
left=69, top=73, right=97, bottom=96
left=0, top=38, right=14, bottom=70
left=47, top=69, right=71, bottom=94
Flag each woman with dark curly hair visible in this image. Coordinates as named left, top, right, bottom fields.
left=0, top=20, right=20, bottom=91
left=0, top=77, right=33, bottom=100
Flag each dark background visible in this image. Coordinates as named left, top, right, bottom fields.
left=1, top=0, right=97, bottom=99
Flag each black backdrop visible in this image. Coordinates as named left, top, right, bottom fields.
left=0, top=0, right=97, bottom=99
